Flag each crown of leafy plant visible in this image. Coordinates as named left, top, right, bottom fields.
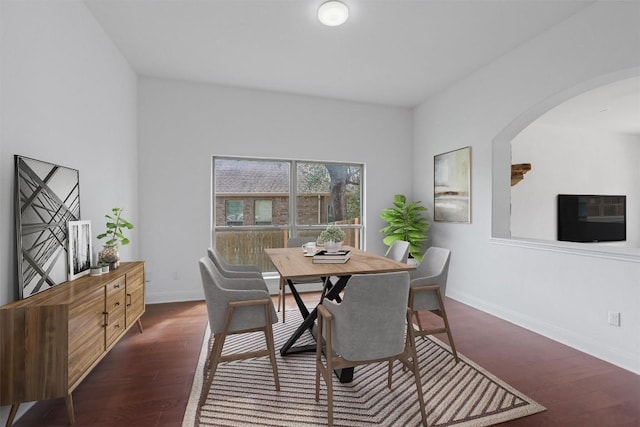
left=318, top=224, right=346, bottom=243
left=97, top=207, right=134, bottom=247
left=380, top=194, right=429, bottom=260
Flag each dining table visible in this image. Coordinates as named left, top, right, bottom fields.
left=264, top=245, right=415, bottom=382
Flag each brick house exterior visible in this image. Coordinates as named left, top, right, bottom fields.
left=214, top=160, right=330, bottom=226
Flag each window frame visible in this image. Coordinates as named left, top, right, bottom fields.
left=212, top=156, right=365, bottom=271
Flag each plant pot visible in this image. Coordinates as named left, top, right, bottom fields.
left=99, top=245, right=120, bottom=268
left=89, top=267, right=102, bottom=277
left=323, top=240, right=343, bottom=253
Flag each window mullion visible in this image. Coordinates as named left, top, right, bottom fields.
left=290, top=160, right=297, bottom=238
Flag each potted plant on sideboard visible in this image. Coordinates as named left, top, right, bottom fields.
left=97, top=207, right=134, bottom=269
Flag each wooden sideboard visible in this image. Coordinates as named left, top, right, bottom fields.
left=0, top=261, right=145, bottom=426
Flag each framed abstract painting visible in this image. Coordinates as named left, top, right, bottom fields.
left=15, top=155, right=81, bottom=298
left=434, top=146, right=471, bottom=223
left=68, top=220, right=92, bottom=281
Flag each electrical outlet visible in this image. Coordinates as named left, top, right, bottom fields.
left=607, top=311, right=621, bottom=327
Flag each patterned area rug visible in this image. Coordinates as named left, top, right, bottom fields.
left=183, top=310, right=545, bottom=427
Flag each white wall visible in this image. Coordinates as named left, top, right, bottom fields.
left=511, top=123, right=640, bottom=245
left=138, top=78, right=413, bottom=303
left=0, top=1, right=137, bottom=422
left=2, top=5, right=639, bottom=425
left=413, top=1, right=640, bottom=373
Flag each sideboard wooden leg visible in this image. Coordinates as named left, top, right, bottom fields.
left=65, top=394, right=75, bottom=425
left=137, top=318, right=144, bottom=333
left=5, top=403, right=19, bottom=427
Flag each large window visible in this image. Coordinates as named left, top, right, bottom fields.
left=213, top=157, right=363, bottom=271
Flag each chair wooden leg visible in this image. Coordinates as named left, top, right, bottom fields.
left=316, top=307, right=334, bottom=427
left=409, top=288, right=426, bottom=339
left=410, top=285, right=459, bottom=362
left=279, top=277, right=286, bottom=323
left=201, top=304, right=237, bottom=407
left=434, top=288, right=459, bottom=363
left=326, top=355, right=334, bottom=427
left=315, top=317, right=323, bottom=402
left=413, top=309, right=428, bottom=340
left=200, top=299, right=281, bottom=407
left=263, top=303, right=281, bottom=391
left=406, top=310, right=429, bottom=427
left=7, top=403, right=19, bottom=427
left=199, top=331, right=225, bottom=407
left=277, top=277, right=282, bottom=312
left=315, top=361, right=321, bottom=402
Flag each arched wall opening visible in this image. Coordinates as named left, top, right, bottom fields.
left=491, top=67, right=640, bottom=258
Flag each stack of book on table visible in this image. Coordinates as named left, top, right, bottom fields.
left=312, top=250, right=351, bottom=264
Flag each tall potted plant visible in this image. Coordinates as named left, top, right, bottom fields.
left=97, top=207, right=134, bottom=268
left=380, top=194, right=429, bottom=261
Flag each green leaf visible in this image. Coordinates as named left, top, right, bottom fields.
left=96, top=207, right=134, bottom=248
left=380, top=194, right=429, bottom=256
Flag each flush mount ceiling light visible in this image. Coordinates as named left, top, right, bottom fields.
left=318, top=1, right=349, bottom=27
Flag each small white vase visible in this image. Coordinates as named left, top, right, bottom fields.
left=323, top=240, right=343, bottom=253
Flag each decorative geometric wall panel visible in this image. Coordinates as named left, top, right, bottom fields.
left=15, top=155, right=80, bottom=299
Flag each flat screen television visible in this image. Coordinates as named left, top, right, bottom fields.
left=557, top=194, right=626, bottom=243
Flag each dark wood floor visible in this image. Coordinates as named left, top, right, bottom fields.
left=12, top=294, right=640, bottom=427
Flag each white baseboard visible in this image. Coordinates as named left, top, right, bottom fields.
left=448, top=289, right=639, bottom=374
left=145, top=289, right=204, bottom=304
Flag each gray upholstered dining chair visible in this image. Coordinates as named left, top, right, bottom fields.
left=198, top=256, right=280, bottom=406
left=409, top=246, right=458, bottom=362
left=207, top=247, right=263, bottom=279
left=315, top=271, right=428, bottom=427
left=385, top=240, right=410, bottom=263
left=277, top=237, right=323, bottom=323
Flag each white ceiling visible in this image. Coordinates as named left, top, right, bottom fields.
left=84, top=0, right=591, bottom=107
left=83, top=0, right=639, bottom=135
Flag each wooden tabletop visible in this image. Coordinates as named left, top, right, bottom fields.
left=264, top=246, right=414, bottom=279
